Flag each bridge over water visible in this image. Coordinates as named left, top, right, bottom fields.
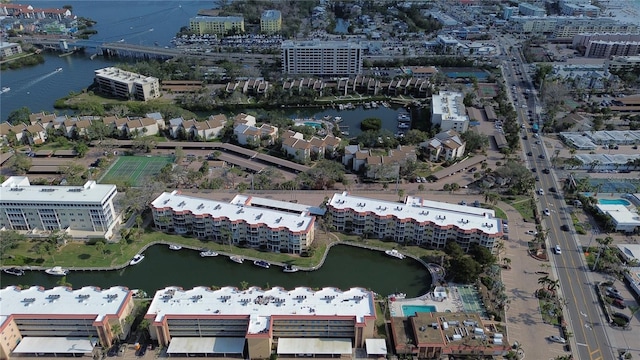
left=16, top=36, right=277, bottom=64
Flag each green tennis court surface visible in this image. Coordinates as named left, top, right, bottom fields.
left=457, top=285, right=487, bottom=315
left=100, top=156, right=172, bottom=186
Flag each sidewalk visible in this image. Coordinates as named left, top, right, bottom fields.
left=499, top=201, right=571, bottom=359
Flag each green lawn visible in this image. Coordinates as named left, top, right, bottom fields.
left=1, top=230, right=328, bottom=269
left=336, top=234, right=445, bottom=260
left=509, top=197, right=536, bottom=222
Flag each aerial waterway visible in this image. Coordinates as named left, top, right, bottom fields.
left=0, top=244, right=431, bottom=298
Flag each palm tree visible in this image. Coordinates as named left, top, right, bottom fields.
left=502, top=257, right=512, bottom=269
left=110, top=322, right=122, bottom=342
left=547, top=278, right=560, bottom=293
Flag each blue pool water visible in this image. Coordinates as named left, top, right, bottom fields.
left=402, top=305, right=437, bottom=316
left=304, top=122, right=322, bottom=129
left=598, top=199, right=631, bottom=206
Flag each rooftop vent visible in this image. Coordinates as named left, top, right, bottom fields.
left=178, top=201, right=186, bottom=207
left=68, top=188, right=82, bottom=192
left=78, top=294, right=91, bottom=300
left=22, top=298, right=36, bottom=303
left=41, top=188, right=56, bottom=192
left=9, top=188, right=24, bottom=191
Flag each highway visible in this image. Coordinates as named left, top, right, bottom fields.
left=502, top=37, right=614, bottom=360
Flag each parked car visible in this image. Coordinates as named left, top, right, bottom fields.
left=548, top=335, right=566, bottom=344
left=612, top=299, right=627, bottom=309
left=525, top=230, right=537, bottom=235
left=607, top=292, right=624, bottom=301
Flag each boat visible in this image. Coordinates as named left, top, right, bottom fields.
left=398, top=123, right=410, bottom=129
left=3, top=268, right=25, bottom=276
left=283, top=264, right=299, bottom=273
left=385, top=249, right=406, bottom=259
left=253, top=260, right=270, bottom=269
left=129, top=254, right=145, bottom=265
left=55, top=67, right=62, bottom=72
left=229, top=256, right=244, bottom=264
left=333, top=116, right=343, bottom=123
left=0, top=87, right=10, bottom=94
left=169, top=244, right=182, bottom=250
left=131, top=289, right=148, bottom=298
left=200, top=250, right=219, bottom=257
left=45, top=266, right=69, bottom=276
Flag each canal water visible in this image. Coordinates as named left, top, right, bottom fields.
left=1, top=244, right=432, bottom=298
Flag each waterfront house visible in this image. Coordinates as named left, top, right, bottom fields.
left=234, top=123, right=278, bottom=147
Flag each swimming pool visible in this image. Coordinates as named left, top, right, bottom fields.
left=304, top=122, right=322, bottom=129
left=598, top=199, right=631, bottom=206
left=402, top=305, right=437, bottom=316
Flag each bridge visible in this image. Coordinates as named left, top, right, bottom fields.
left=14, top=36, right=277, bottom=64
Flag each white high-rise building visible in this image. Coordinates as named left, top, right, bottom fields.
left=94, top=67, right=160, bottom=101
left=281, top=40, right=363, bottom=76
left=431, top=91, right=469, bottom=133
left=0, top=176, right=119, bottom=239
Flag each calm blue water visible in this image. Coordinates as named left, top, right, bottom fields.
left=598, top=198, right=631, bottom=206
left=402, top=304, right=437, bottom=316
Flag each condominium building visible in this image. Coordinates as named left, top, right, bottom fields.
left=607, top=56, right=640, bottom=72
left=94, top=67, right=160, bottom=101
left=560, top=2, right=600, bottom=17
left=0, top=176, right=119, bottom=240
left=145, top=286, right=376, bottom=359
left=150, top=192, right=317, bottom=254
left=573, top=33, right=640, bottom=48
left=189, top=16, right=244, bottom=35
left=431, top=91, right=469, bottom=133
left=584, top=40, right=640, bottom=58
left=260, top=10, right=282, bottom=34
left=518, top=3, right=546, bottom=17
left=509, top=16, right=638, bottom=39
left=326, top=192, right=503, bottom=252
left=281, top=40, right=363, bottom=76
left=0, top=286, right=135, bottom=359
left=0, top=41, right=22, bottom=59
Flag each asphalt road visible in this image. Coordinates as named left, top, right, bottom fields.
left=504, top=45, right=615, bottom=360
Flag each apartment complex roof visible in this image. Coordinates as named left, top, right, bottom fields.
left=151, top=191, right=314, bottom=233
left=0, top=176, right=116, bottom=204
left=230, top=194, right=326, bottom=216
left=432, top=91, right=468, bottom=121
left=0, top=286, right=131, bottom=322
left=146, top=286, right=375, bottom=334
left=328, top=192, right=500, bottom=234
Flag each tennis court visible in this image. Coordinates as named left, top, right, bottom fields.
left=457, top=285, right=487, bottom=315
left=100, top=156, right=173, bottom=186
left=588, top=178, right=640, bottom=193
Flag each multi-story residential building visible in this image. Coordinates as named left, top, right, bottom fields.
left=326, top=192, right=503, bottom=252
left=560, top=2, right=600, bottom=17
left=518, top=3, right=546, bottom=17
left=573, top=33, right=640, bottom=49
left=234, top=123, right=279, bottom=147
left=0, top=176, right=119, bottom=239
left=0, top=285, right=135, bottom=359
left=189, top=16, right=244, bottom=35
left=502, top=6, right=518, bottom=20
left=260, top=9, right=282, bottom=34
left=431, top=91, right=469, bottom=133
left=94, top=67, right=160, bottom=101
left=607, top=56, right=640, bottom=72
left=422, top=130, right=466, bottom=162
left=509, top=16, right=638, bottom=39
left=145, top=286, right=376, bottom=359
left=150, top=192, right=316, bottom=254
left=281, top=130, right=341, bottom=162
left=281, top=40, right=363, bottom=76
left=0, top=41, right=22, bottom=59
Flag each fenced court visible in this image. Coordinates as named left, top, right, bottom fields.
left=588, top=178, right=640, bottom=193
left=99, top=156, right=173, bottom=186
left=457, top=285, right=487, bottom=315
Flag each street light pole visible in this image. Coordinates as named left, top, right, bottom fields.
left=587, top=228, right=599, bottom=248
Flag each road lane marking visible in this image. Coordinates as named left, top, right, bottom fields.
left=576, top=342, right=588, bottom=347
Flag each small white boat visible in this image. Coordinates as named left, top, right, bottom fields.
left=334, top=116, right=342, bottom=123
left=45, top=266, right=69, bottom=276
left=283, top=265, right=299, bottom=273
left=398, top=123, right=410, bottom=129
left=229, top=256, right=244, bottom=264
left=169, top=244, right=182, bottom=250
left=200, top=250, right=218, bottom=257
left=0, top=87, right=10, bottom=94
left=3, top=268, right=25, bottom=276
left=253, top=260, right=270, bottom=269
left=385, top=249, right=406, bottom=259
left=55, top=67, right=62, bottom=72
left=129, top=254, right=145, bottom=265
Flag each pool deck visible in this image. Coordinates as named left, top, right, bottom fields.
left=389, top=287, right=465, bottom=316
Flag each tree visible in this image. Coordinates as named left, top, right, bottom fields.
left=397, top=189, right=405, bottom=202
left=132, top=136, right=157, bottom=153
left=74, top=142, right=89, bottom=158
left=87, top=121, right=111, bottom=141
left=360, top=117, right=382, bottom=131
left=502, top=257, right=512, bottom=269
left=0, top=231, right=26, bottom=254
left=10, top=153, right=32, bottom=175
left=95, top=241, right=106, bottom=258
left=469, top=243, right=496, bottom=268
left=7, top=107, right=31, bottom=125
left=461, top=131, right=490, bottom=153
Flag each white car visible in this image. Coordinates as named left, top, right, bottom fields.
left=548, top=335, right=566, bottom=343
left=544, top=208, right=551, bottom=216
left=525, top=230, right=537, bottom=235
left=538, top=188, right=545, bottom=195
left=554, top=245, right=562, bottom=254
